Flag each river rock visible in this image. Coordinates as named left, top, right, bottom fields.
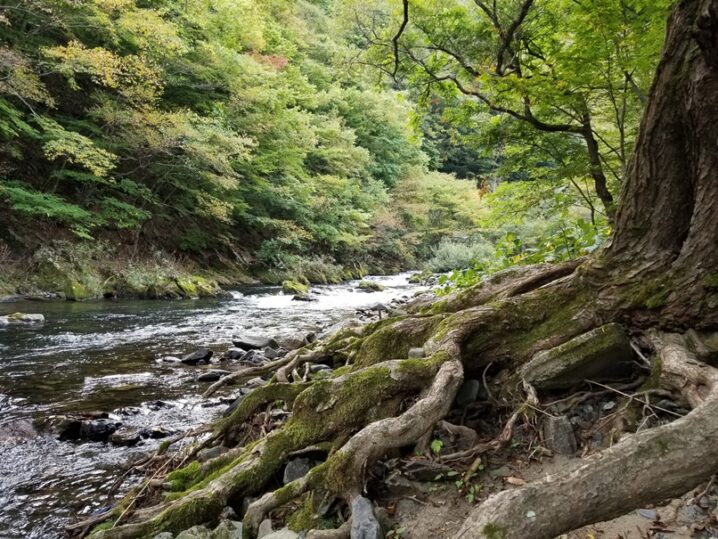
left=226, top=347, right=246, bottom=360
left=283, top=457, right=313, bottom=484
left=0, top=313, right=45, bottom=325
left=257, top=519, right=273, bottom=538
left=543, top=415, right=577, bottom=455
left=213, top=520, right=243, bottom=539
left=357, top=280, right=385, bottom=292
left=455, top=379, right=480, bottom=407
left=292, top=293, right=317, bottom=302
left=233, top=335, right=278, bottom=350
left=263, top=529, right=298, bottom=539
left=158, top=355, right=182, bottom=363
left=110, top=428, right=141, bottom=447
left=240, top=349, right=266, bottom=365
left=153, top=534, right=174, bottom=539
left=274, top=333, right=306, bottom=350
left=263, top=346, right=279, bottom=360
left=80, top=418, right=120, bottom=442
left=197, top=369, right=231, bottom=382
left=309, top=363, right=332, bottom=373
left=351, top=496, right=383, bottom=539
left=318, top=318, right=361, bottom=340
left=176, top=525, right=213, bottom=539
left=181, top=349, right=213, bottom=365
left=141, top=426, right=172, bottom=439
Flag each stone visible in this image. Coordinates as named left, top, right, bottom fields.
left=240, top=349, right=266, bottom=365
left=257, top=519, right=273, bottom=538
left=263, top=347, right=279, bottom=360
left=262, top=529, right=299, bottom=539
left=80, top=419, right=120, bottom=442
left=110, top=428, right=141, bottom=447
left=197, top=369, right=231, bottom=382
left=226, top=348, right=246, bottom=360
left=637, top=508, right=657, bottom=520
left=407, top=347, right=425, bottom=358
left=212, top=520, right=243, bottom=539
left=522, top=323, right=633, bottom=390
left=282, top=280, right=309, bottom=295
left=351, top=496, right=383, bottom=539
left=542, top=416, right=577, bottom=455
left=220, top=506, right=239, bottom=520
left=292, top=293, right=316, bottom=302
left=233, top=335, right=278, bottom=350
left=455, top=379, right=480, bottom=407
left=309, top=364, right=332, bottom=373
left=488, top=466, right=512, bottom=479
left=274, top=333, right=306, bottom=350
left=140, top=426, right=172, bottom=439
left=357, top=280, right=385, bottom=292
left=176, top=525, right=212, bottom=539
left=153, top=534, right=174, bottom=539
left=0, top=312, right=45, bottom=325
left=283, top=457, right=313, bottom=484
left=181, top=349, right=214, bottom=365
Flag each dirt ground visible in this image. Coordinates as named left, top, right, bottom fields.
left=385, top=454, right=718, bottom=539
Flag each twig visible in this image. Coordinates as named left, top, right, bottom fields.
left=585, top=380, right=684, bottom=418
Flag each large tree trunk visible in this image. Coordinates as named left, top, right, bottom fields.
left=78, top=1, right=718, bottom=538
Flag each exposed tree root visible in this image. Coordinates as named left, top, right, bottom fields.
left=454, top=332, right=718, bottom=539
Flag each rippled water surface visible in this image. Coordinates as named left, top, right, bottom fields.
left=0, top=274, right=424, bottom=538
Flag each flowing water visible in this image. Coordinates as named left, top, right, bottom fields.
left=0, top=274, right=425, bottom=538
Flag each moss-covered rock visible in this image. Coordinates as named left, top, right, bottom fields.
left=357, top=280, right=385, bottom=292
left=282, top=280, right=309, bottom=295
left=64, top=280, right=92, bottom=301
left=521, top=323, right=633, bottom=390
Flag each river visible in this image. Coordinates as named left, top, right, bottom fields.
left=0, top=274, right=425, bottom=538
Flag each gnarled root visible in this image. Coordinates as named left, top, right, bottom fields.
left=454, top=331, right=718, bottom=539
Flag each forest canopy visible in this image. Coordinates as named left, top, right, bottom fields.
left=0, top=0, right=669, bottom=293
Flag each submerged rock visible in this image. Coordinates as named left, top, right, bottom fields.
left=110, top=428, right=141, bottom=447
left=240, top=349, right=266, bottom=365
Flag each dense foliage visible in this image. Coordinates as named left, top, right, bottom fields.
left=0, top=0, right=670, bottom=293
left=0, top=0, right=464, bottom=282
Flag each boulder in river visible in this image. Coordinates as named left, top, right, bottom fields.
left=357, top=280, right=385, bottom=292
left=181, top=349, right=213, bottom=365
left=110, top=428, right=141, bottom=447
left=0, top=313, right=45, bottom=326
left=232, top=335, right=278, bottom=350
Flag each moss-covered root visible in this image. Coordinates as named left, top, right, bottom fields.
left=94, top=356, right=447, bottom=538
left=453, top=331, right=718, bottom=539
left=242, top=355, right=463, bottom=538
left=203, top=356, right=293, bottom=398
left=217, top=382, right=310, bottom=442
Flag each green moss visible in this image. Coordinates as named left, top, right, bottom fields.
left=357, top=280, right=385, bottom=291
left=283, top=280, right=309, bottom=295
left=166, top=460, right=202, bottom=491
left=64, top=280, right=92, bottom=301
left=352, top=315, right=442, bottom=367
left=482, top=522, right=508, bottom=539
left=89, top=521, right=115, bottom=535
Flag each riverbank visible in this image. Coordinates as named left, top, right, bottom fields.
left=0, top=274, right=426, bottom=537
left=0, top=240, right=398, bottom=303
